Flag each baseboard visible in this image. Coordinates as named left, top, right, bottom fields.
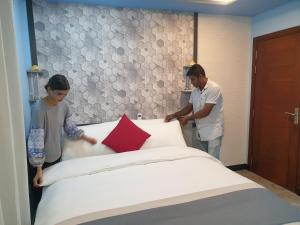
left=227, top=164, right=248, bottom=171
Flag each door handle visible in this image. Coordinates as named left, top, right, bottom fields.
left=284, top=107, right=299, bottom=125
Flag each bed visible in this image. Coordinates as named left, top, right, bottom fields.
left=34, top=119, right=300, bottom=225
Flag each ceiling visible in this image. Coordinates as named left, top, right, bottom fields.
left=48, top=0, right=294, bottom=16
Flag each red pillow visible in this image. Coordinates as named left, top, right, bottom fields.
left=102, top=114, right=151, bottom=153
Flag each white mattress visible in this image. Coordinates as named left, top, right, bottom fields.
left=35, top=146, right=256, bottom=225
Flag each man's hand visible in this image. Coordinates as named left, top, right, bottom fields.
left=33, top=167, right=43, bottom=188
left=165, top=114, right=175, bottom=122
left=178, top=116, right=189, bottom=126
left=81, top=134, right=97, bottom=145
left=165, top=104, right=193, bottom=123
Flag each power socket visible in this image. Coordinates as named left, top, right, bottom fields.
left=137, top=113, right=142, bottom=120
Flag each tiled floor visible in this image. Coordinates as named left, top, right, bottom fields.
left=237, top=170, right=300, bottom=210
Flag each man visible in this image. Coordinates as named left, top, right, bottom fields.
left=165, top=64, right=224, bottom=159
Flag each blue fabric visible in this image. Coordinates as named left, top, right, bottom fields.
left=64, top=117, right=83, bottom=139
left=27, top=127, right=45, bottom=167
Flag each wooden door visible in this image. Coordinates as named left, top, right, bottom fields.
left=249, top=27, right=300, bottom=193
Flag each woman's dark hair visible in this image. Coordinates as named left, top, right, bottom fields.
left=44, top=74, right=70, bottom=91
left=187, top=64, right=206, bottom=77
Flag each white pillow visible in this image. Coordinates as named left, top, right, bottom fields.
left=62, top=120, right=118, bottom=160
left=133, top=119, right=187, bottom=149
left=62, top=119, right=187, bottom=161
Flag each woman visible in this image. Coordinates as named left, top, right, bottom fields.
left=28, top=74, right=97, bottom=187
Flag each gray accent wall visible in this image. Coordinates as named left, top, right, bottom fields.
left=33, top=0, right=193, bottom=123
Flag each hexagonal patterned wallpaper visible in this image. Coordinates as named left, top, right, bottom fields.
left=33, top=0, right=193, bottom=124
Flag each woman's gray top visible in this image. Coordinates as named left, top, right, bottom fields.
left=27, top=99, right=83, bottom=167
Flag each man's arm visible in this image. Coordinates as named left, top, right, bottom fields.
left=180, top=103, right=214, bottom=125
left=189, top=103, right=214, bottom=120
left=165, top=103, right=193, bottom=122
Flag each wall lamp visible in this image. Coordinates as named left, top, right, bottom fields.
left=27, top=65, right=47, bottom=102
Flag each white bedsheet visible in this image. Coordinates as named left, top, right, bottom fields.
left=35, top=146, right=256, bottom=225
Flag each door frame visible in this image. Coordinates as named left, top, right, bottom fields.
left=0, top=0, right=31, bottom=224
left=248, top=26, right=300, bottom=193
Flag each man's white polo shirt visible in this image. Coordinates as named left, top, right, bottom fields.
left=189, top=79, right=224, bottom=141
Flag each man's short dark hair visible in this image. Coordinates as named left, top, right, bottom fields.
left=186, top=64, right=206, bottom=77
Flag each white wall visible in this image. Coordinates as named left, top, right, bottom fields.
left=0, top=0, right=30, bottom=224
left=197, top=14, right=252, bottom=166
left=252, top=0, right=300, bottom=37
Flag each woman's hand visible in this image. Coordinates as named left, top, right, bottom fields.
left=81, top=134, right=97, bottom=145
left=33, top=167, right=43, bottom=188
